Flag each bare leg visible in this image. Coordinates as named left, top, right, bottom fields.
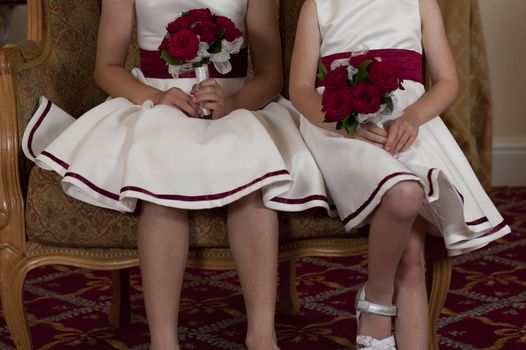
left=358, top=181, right=424, bottom=341
left=227, top=191, right=280, bottom=350
left=394, top=218, right=429, bottom=350
left=138, top=202, right=189, bottom=350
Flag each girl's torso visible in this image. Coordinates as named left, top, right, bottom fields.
left=315, top=0, right=422, bottom=56
left=134, top=0, right=249, bottom=95
left=135, top=0, right=248, bottom=50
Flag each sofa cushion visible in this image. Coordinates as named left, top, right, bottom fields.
left=26, top=166, right=347, bottom=249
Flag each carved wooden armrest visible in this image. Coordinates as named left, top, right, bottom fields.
left=0, top=40, right=44, bottom=253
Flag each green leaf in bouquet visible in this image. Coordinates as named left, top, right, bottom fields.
left=384, top=95, right=394, bottom=114
left=354, top=58, right=373, bottom=84
left=317, top=60, right=328, bottom=81
left=208, top=41, right=222, bottom=54
left=336, top=120, right=343, bottom=130
left=343, top=117, right=358, bottom=135
left=161, top=49, right=185, bottom=65
left=218, top=28, right=226, bottom=40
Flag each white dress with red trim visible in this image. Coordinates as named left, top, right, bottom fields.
left=21, top=0, right=331, bottom=213
left=299, top=0, right=510, bottom=256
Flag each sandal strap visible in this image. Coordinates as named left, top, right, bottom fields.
left=355, top=283, right=397, bottom=317
left=357, top=335, right=396, bottom=349
left=355, top=298, right=397, bottom=317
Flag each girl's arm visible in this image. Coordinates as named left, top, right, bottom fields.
left=384, top=0, right=459, bottom=154
left=95, top=0, right=197, bottom=116
left=288, top=0, right=330, bottom=130
left=225, top=0, right=284, bottom=112
left=289, top=0, right=387, bottom=144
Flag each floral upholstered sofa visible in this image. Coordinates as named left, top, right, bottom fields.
left=0, top=0, right=452, bottom=349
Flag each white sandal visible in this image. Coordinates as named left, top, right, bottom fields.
left=355, top=283, right=397, bottom=350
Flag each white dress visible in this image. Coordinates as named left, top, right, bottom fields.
left=299, top=0, right=510, bottom=256
left=22, top=0, right=331, bottom=213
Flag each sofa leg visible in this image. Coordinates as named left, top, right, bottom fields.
left=278, top=259, right=300, bottom=315
left=426, top=236, right=452, bottom=350
left=109, top=269, right=131, bottom=328
left=0, top=254, right=33, bottom=349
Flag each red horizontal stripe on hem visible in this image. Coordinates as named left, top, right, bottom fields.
left=466, top=217, right=489, bottom=226
left=40, top=151, right=69, bottom=170
left=477, top=220, right=508, bottom=238
left=63, top=168, right=290, bottom=204
left=342, top=172, right=418, bottom=225
left=271, top=195, right=330, bottom=205
left=65, top=172, right=120, bottom=201
left=36, top=151, right=318, bottom=206
left=28, top=100, right=52, bottom=158
left=120, top=170, right=290, bottom=202
left=40, top=152, right=293, bottom=203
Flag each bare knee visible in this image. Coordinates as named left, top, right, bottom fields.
left=382, top=181, right=424, bottom=220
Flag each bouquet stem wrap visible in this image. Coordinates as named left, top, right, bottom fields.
left=159, top=8, right=245, bottom=120
left=195, top=64, right=212, bottom=119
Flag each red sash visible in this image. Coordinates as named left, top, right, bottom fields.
left=140, top=48, right=248, bottom=79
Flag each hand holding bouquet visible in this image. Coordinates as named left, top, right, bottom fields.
left=319, top=52, right=404, bottom=135
left=159, top=8, right=243, bottom=118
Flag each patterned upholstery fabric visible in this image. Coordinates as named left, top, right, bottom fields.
left=15, top=0, right=107, bottom=187
left=26, top=167, right=346, bottom=249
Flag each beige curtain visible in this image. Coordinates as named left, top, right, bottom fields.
left=436, top=0, right=493, bottom=189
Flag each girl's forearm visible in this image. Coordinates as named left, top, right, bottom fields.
left=94, top=64, right=162, bottom=105
left=405, top=78, right=459, bottom=126
left=225, top=72, right=283, bottom=113
left=290, top=85, right=341, bottom=132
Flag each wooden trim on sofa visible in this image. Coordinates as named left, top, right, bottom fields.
left=27, top=0, right=43, bottom=42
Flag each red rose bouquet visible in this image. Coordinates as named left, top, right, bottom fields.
left=318, top=53, right=403, bottom=135
left=159, top=8, right=244, bottom=117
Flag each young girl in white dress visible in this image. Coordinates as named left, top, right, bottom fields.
left=21, top=0, right=332, bottom=349
left=289, top=0, right=510, bottom=349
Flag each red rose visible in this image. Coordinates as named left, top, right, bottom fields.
left=351, top=82, right=382, bottom=114
left=167, top=16, right=192, bottom=33
left=324, top=66, right=349, bottom=89
left=166, top=29, right=199, bottom=61
left=158, top=36, right=170, bottom=50
left=216, top=16, right=242, bottom=41
left=322, top=88, right=353, bottom=121
left=187, top=8, right=213, bottom=21
left=368, top=61, right=400, bottom=93
left=195, top=20, right=218, bottom=44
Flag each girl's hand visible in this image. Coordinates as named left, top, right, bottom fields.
left=352, top=123, right=388, bottom=148
left=156, top=87, right=198, bottom=117
left=191, top=79, right=227, bottom=119
left=384, top=115, right=420, bottom=155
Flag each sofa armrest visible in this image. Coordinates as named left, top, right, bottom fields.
left=0, top=41, right=43, bottom=264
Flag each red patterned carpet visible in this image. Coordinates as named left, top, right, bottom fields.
left=0, top=187, right=525, bottom=349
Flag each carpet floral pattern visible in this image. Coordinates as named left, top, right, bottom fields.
left=0, top=188, right=524, bottom=349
